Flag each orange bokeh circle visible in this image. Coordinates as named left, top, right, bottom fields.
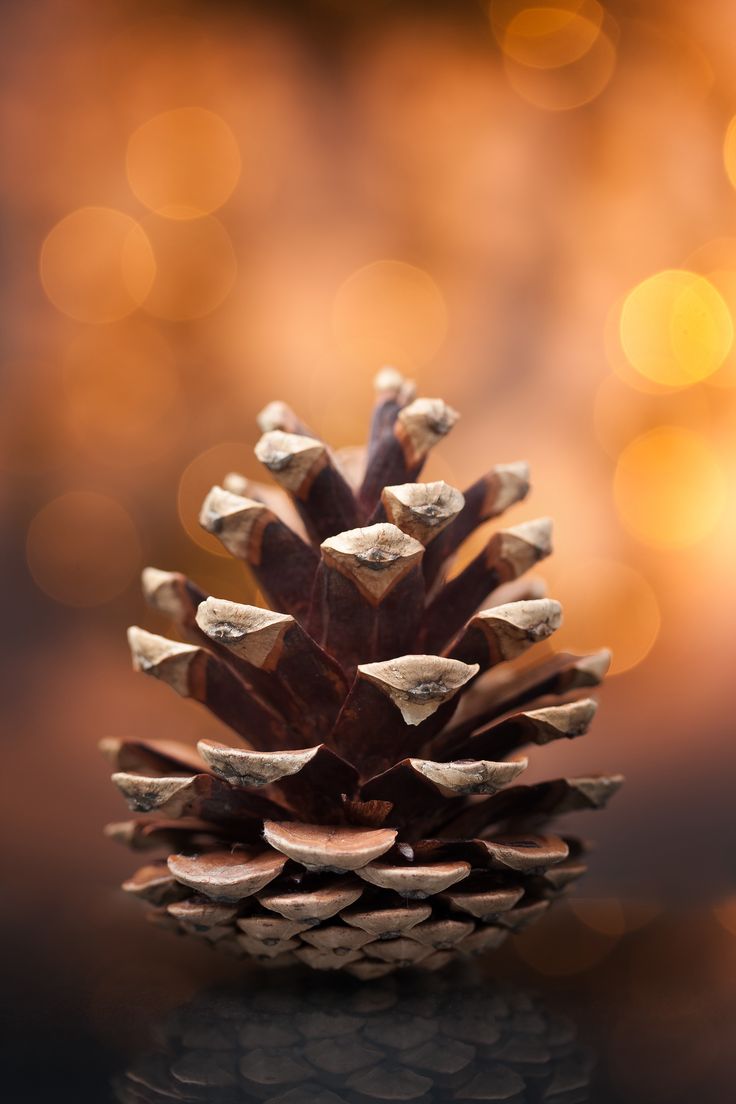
left=27, top=491, right=141, bottom=606
left=332, top=260, right=447, bottom=372
left=548, top=557, right=660, bottom=675
left=126, top=107, right=241, bottom=219
left=140, top=214, right=237, bottom=321
left=40, top=207, right=155, bottom=323
left=614, top=427, right=727, bottom=549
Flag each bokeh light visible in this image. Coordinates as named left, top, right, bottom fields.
left=613, top=427, right=727, bottom=549
left=39, top=207, right=155, bottom=323
left=713, top=896, right=736, bottom=937
left=502, top=15, right=617, bottom=111
left=62, top=322, right=181, bottom=465
left=331, top=260, right=447, bottom=373
left=619, top=270, right=733, bottom=389
left=723, top=115, right=736, bottom=192
left=126, top=107, right=242, bottom=219
left=696, top=270, right=736, bottom=388
left=684, top=240, right=736, bottom=388
left=140, top=214, right=237, bottom=320
left=500, top=2, right=604, bottom=70
left=548, top=558, right=660, bottom=675
left=604, top=296, right=675, bottom=396
left=26, top=491, right=141, bottom=606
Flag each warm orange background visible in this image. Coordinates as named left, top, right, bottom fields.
left=3, top=0, right=735, bottom=924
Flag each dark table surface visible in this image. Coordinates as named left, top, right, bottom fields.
left=5, top=888, right=735, bottom=1104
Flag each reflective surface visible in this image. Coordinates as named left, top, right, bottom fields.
left=115, top=975, right=593, bottom=1103
left=5, top=901, right=735, bottom=1103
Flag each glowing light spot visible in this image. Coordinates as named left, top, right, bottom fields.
left=178, top=442, right=255, bottom=556
left=502, top=18, right=616, bottom=111
left=614, top=427, right=727, bottom=549
left=697, top=269, right=736, bottom=388
left=723, top=116, right=736, bottom=193
left=502, top=3, right=604, bottom=70
left=63, top=322, right=181, bottom=465
left=126, top=107, right=241, bottom=220
left=489, top=0, right=587, bottom=36
left=332, top=260, right=447, bottom=373
left=550, top=558, right=660, bottom=675
left=140, top=214, right=237, bottom=321
left=713, top=896, right=736, bottom=937
left=27, top=492, right=141, bottom=606
left=40, top=207, right=155, bottom=323
left=684, top=243, right=736, bottom=388
left=604, top=296, right=674, bottom=395
left=619, top=270, right=733, bottom=389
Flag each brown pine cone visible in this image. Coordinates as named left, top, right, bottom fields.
left=103, top=371, right=622, bottom=976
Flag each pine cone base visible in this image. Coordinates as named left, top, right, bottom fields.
left=130, top=851, right=582, bottom=976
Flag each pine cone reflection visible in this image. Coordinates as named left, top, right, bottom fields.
left=115, top=973, right=593, bottom=1103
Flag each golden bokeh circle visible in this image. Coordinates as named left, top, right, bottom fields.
left=619, top=270, right=733, bottom=389
left=332, top=260, right=447, bottom=372
left=549, top=557, right=660, bottom=675
left=614, top=427, right=727, bottom=549
left=697, top=269, right=736, bottom=388
left=503, top=17, right=616, bottom=111
left=723, top=115, right=736, bottom=192
left=126, top=107, right=242, bottom=219
left=502, top=3, right=604, bottom=70
left=63, top=322, right=181, bottom=465
left=604, top=295, right=677, bottom=395
left=489, top=0, right=588, bottom=36
left=40, top=207, right=155, bottom=323
left=26, top=491, right=141, bottom=606
left=140, top=214, right=237, bottom=321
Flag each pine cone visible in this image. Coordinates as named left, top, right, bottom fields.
left=115, top=973, right=594, bottom=1103
left=103, top=372, right=622, bottom=976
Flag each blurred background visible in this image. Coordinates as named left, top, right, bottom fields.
left=2, top=3, right=736, bottom=1096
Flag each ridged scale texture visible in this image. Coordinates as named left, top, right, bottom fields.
left=104, top=376, right=622, bottom=975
